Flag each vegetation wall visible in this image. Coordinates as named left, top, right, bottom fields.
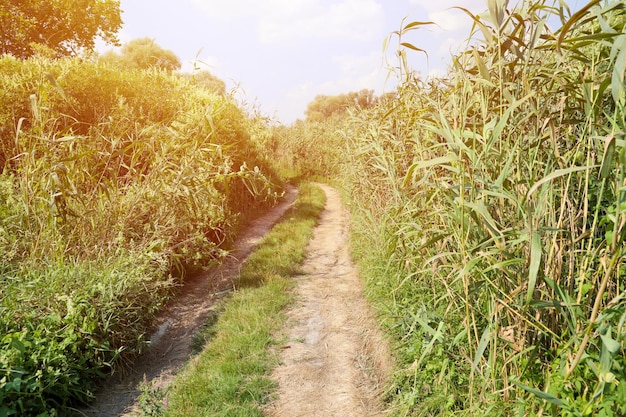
left=0, top=54, right=282, bottom=415
left=328, top=0, right=626, bottom=415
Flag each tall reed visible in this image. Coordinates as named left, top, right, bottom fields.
left=342, top=0, right=626, bottom=414
left=0, top=55, right=283, bottom=415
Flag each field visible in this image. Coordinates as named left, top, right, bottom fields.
left=338, top=1, right=626, bottom=415
left=286, top=0, right=626, bottom=415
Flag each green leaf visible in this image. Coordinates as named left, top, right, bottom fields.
left=4, top=377, right=21, bottom=392
left=465, top=201, right=502, bottom=241
left=529, top=299, right=558, bottom=309
left=44, top=72, right=68, bottom=102
left=412, top=318, right=445, bottom=369
left=492, top=93, right=534, bottom=144
left=472, top=48, right=491, bottom=81
left=0, top=405, right=13, bottom=417
left=510, top=379, right=568, bottom=407
left=10, top=337, right=25, bottom=354
left=527, top=165, right=599, bottom=199
left=556, top=0, right=602, bottom=53
left=487, top=0, right=507, bottom=27
left=526, top=231, right=542, bottom=304
left=611, top=34, right=626, bottom=103
left=600, top=135, right=616, bottom=179
left=473, top=325, right=492, bottom=370
left=404, top=155, right=459, bottom=186
left=600, top=332, right=620, bottom=354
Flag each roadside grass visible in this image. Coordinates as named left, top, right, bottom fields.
left=150, top=182, right=326, bottom=417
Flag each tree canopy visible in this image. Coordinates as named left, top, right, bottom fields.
left=0, top=0, right=122, bottom=58
left=100, top=38, right=182, bottom=72
left=305, top=89, right=377, bottom=122
left=115, top=37, right=181, bottom=72
left=182, top=70, right=227, bottom=94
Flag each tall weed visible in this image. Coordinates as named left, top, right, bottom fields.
left=340, top=0, right=626, bottom=414
left=0, top=54, right=283, bottom=415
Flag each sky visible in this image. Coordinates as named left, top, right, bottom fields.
left=105, top=0, right=568, bottom=123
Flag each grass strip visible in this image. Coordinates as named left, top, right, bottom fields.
left=143, top=182, right=326, bottom=417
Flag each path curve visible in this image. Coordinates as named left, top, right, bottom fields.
left=82, top=186, right=298, bottom=416
left=264, top=183, right=391, bottom=417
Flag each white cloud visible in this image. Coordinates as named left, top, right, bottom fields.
left=332, top=52, right=383, bottom=77
left=438, top=35, right=466, bottom=57
left=189, top=0, right=265, bottom=18
left=429, top=9, right=471, bottom=32
left=190, top=0, right=384, bottom=44
left=408, top=0, right=485, bottom=13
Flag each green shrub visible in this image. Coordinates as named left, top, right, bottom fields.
left=0, top=254, right=173, bottom=416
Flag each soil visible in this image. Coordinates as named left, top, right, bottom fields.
left=81, top=183, right=391, bottom=416
left=264, top=183, right=391, bottom=417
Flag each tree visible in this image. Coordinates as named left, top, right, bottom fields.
left=118, top=38, right=181, bottom=72
left=0, top=0, right=122, bottom=58
left=101, top=38, right=181, bottom=72
left=348, top=89, right=377, bottom=109
left=305, top=89, right=378, bottom=122
left=305, top=94, right=346, bottom=121
left=182, top=70, right=226, bottom=94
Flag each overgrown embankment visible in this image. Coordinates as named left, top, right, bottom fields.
left=0, top=55, right=282, bottom=416
left=287, top=0, right=626, bottom=415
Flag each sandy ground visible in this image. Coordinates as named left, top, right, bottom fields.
left=81, top=186, right=298, bottom=417
left=264, top=183, right=391, bottom=417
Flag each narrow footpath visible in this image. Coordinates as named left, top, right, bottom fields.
left=264, top=184, right=391, bottom=417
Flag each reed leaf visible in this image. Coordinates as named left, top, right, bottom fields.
left=526, top=165, right=599, bottom=198
left=526, top=230, right=542, bottom=304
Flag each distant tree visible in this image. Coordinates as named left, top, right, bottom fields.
left=348, top=89, right=377, bottom=109
left=0, top=0, right=122, bottom=58
left=116, top=38, right=181, bottom=72
left=305, top=94, right=344, bottom=121
left=98, top=49, right=124, bottom=66
left=305, top=89, right=378, bottom=122
left=182, top=70, right=226, bottom=95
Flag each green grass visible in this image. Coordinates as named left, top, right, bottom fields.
left=148, top=183, right=326, bottom=417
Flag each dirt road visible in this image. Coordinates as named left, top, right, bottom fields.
left=82, top=183, right=391, bottom=416
left=264, top=183, right=391, bottom=417
left=82, top=186, right=298, bottom=416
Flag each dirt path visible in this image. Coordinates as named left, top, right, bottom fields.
left=81, top=186, right=298, bottom=417
left=264, top=183, right=391, bottom=417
